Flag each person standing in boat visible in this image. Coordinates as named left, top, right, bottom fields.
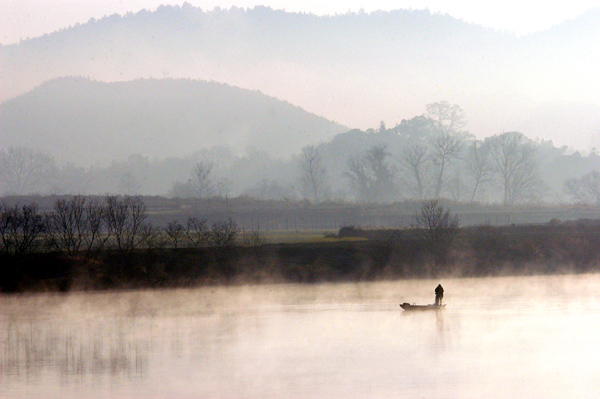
left=435, top=284, right=444, bottom=306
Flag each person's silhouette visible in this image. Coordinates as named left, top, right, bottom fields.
left=435, top=284, right=444, bottom=306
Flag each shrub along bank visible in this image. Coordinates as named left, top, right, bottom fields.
left=2, top=196, right=600, bottom=293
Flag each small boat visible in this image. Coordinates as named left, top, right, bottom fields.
left=400, top=303, right=445, bottom=311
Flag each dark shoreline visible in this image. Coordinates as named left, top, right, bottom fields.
left=2, top=221, right=600, bottom=293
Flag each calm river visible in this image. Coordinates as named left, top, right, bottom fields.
left=2, top=274, right=600, bottom=398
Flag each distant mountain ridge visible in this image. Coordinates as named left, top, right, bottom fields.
left=0, top=6, right=506, bottom=104
left=0, top=77, right=347, bottom=165
left=1, top=5, right=599, bottom=151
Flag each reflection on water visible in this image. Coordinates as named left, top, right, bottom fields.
left=3, top=318, right=148, bottom=380
left=2, top=275, right=600, bottom=398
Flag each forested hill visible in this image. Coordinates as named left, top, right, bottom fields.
left=0, top=5, right=500, bottom=103
left=0, top=77, right=347, bottom=165
left=2, top=5, right=600, bottom=150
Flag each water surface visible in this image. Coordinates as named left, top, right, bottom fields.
left=2, top=275, right=600, bottom=398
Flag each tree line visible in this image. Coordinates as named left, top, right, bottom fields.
left=299, top=102, right=547, bottom=205
left=1, top=101, right=598, bottom=205
left=0, top=197, right=468, bottom=291
left=0, top=194, right=460, bottom=261
left=4, top=194, right=600, bottom=293
left=0, top=195, right=266, bottom=260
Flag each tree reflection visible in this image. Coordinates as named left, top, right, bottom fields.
left=1, top=319, right=148, bottom=383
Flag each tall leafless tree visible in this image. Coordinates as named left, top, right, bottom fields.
left=580, top=171, right=600, bottom=204
left=414, top=200, right=460, bottom=257
left=465, top=140, right=494, bottom=202
left=447, top=167, right=467, bottom=202
left=345, top=154, right=370, bottom=201
left=103, top=195, right=152, bottom=253
left=426, top=102, right=468, bottom=198
left=0, top=147, right=55, bottom=195
left=401, top=144, right=430, bottom=200
left=0, top=203, right=45, bottom=256
left=564, top=171, right=600, bottom=204
left=84, top=197, right=106, bottom=257
left=487, top=132, right=544, bottom=205
left=564, top=177, right=587, bottom=204
left=430, top=133, right=464, bottom=198
left=164, top=219, right=185, bottom=248
left=209, top=218, right=239, bottom=247
left=191, top=161, right=213, bottom=198
left=298, top=145, right=329, bottom=203
left=426, top=101, right=468, bottom=135
left=44, top=196, right=106, bottom=259
left=185, top=217, right=210, bottom=248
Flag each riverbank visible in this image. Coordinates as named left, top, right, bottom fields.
left=2, top=220, right=600, bottom=293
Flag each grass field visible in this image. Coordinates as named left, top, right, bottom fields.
left=261, top=229, right=368, bottom=244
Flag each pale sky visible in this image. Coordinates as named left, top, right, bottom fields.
left=1, top=0, right=599, bottom=45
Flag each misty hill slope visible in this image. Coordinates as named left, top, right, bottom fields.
left=0, top=6, right=506, bottom=104
left=0, top=77, right=347, bottom=165
left=1, top=5, right=599, bottom=150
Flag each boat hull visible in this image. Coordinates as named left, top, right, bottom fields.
left=400, top=303, right=445, bottom=311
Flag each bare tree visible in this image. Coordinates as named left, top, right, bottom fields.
left=45, top=196, right=86, bottom=258
left=564, top=177, right=587, bottom=204
left=298, top=145, right=329, bottom=203
left=426, top=101, right=468, bottom=135
left=564, top=171, right=600, bottom=204
left=44, top=196, right=106, bottom=259
left=447, top=167, right=466, bottom=202
left=0, top=203, right=45, bottom=256
left=401, top=144, right=430, bottom=200
left=0, top=204, right=16, bottom=255
left=209, top=218, right=239, bottom=247
left=103, top=196, right=152, bottom=253
left=414, top=200, right=460, bottom=257
left=487, top=132, right=544, bottom=205
left=580, top=171, right=600, bottom=204
left=0, top=147, right=56, bottom=195
left=103, top=196, right=129, bottom=252
left=185, top=217, right=210, bottom=248
left=191, top=161, right=213, bottom=198
left=430, top=132, right=464, bottom=198
left=465, top=140, right=494, bottom=202
left=426, top=102, right=468, bottom=198
left=84, top=198, right=106, bottom=257
left=164, top=219, right=185, bottom=248
left=345, top=154, right=370, bottom=201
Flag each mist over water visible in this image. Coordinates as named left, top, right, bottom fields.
left=2, top=275, right=600, bottom=398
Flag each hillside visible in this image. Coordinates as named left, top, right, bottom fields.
left=1, top=6, right=599, bottom=150
left=0, top=77, right=347, bottom=165
left=0, top=6, right=502, bottom=102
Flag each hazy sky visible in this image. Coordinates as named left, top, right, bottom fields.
left=1, top=0, right=598, bottom=44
